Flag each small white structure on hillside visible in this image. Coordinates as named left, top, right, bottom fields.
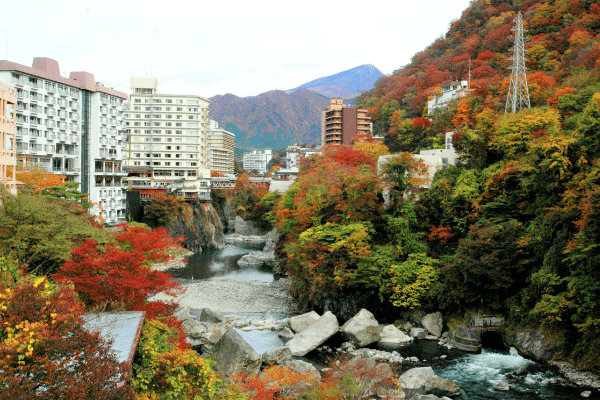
left=427, top=81, right=469, bottom=115
left=378, top=132, right=459, bottom=203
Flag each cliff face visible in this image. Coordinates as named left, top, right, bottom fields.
left=168, top=202, right=225, bottom=253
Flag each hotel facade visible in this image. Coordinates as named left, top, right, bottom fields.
left=0, top=58, right=128, bottom=222
left=122, top=77, right=211, bottom=201
left=208, top=119, right=235, bottom=175
left=0, top=82, right=17, bottom=195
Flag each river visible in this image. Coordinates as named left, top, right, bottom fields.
left=167, top=240, right=595, bottom=399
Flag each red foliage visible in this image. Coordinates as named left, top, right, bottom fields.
left=477, top=51, right=496, bottom=61
left=211, top=170, right=225, bottom=177
left=115, top=225, right=184, bottom=263
left=429, top=225, right=454, bottom=244
left=0, top=278, right=134, bottom=399
left=53, top=238, right=181, bottom=311
left=328, top=145, right=376, bottom=167
left=412, top=117, right=432, bottom=129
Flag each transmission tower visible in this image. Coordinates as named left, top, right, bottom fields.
left=505, top=12, right=531, bottom=113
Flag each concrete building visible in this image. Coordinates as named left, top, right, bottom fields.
left=0, top=58, right=128, bottom=222
left=122, top=76, right=211, bottom=201
left=321, top=99, right=371, bottom=147
left=378, top=132, right=459, bottom=202
left=283, top=144, right=321, bottom=169
left=243, top=149, right=272, bottom=174
left=0, top=82, right=17, bottom=195
left=427, top=80, right=469, bottom=115
left=207, top=119, right=235, bottom=175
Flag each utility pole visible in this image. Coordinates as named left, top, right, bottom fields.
left=505, top=12, right=531, bottom=113
left=468, top=59, right=471, bottom=91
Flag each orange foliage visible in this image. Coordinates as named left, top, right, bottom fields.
left=16, top=164, right=66, bottom=190
left=548, top=86, right=575, bottom=107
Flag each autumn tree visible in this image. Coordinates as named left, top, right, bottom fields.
left=0, top=189, right=109, bottom=276
left=0, top=273, right=134, bottom=399
left=142, top=193, right=186, bottom=228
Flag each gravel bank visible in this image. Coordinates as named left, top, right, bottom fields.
left=150, top=278, right=294, bottom=315
left=549, top=361, right=600, bottom=388
left=150, top=250, right=194, bottom=272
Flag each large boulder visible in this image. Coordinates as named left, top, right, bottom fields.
left=410, top=328, right=428, bottom=339
left=379, top=325, right=413, bottom=346
left=199, top=308, right=224, bottom=324
left=212, top=328, right=262, bottom=376
left=341, top=309, right=381, bottom=347
left=286, top=311, right=339, bottom=356
left=398, top=367, right=436, bottom=391
left=262, top=346, right=293, bottom=365
left=505, top=329, right=554, bottom=361
left=424, top=376, right=461, bottom=397
left=289, top=311, right=320, bottom=333
left=421, top=312, right=444, bottom=338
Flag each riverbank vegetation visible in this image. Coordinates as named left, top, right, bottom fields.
left=256, top=0, right=600, bottom=374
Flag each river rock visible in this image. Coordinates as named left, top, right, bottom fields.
left=379, top=325, right=413, bottom=346
left=212, top=328, right=261, bottom=376
left=234, top=216, right=264, bottom=236
left=286, top=311, right=339, bottom=356
left=402, top=321, right=414, bottom=332
left=174, top=307, right=194, bottom=323
left=411, top=327, right=429, bottom=339
left=424, top=376, right=461, bottom=397
left=183, top=320, right=230, bottom=350
left=416, top=396, right=442, bottom=400
left=505, top=329, right=554, bottom=361
left=581, top=391, right=592, bottom=398
left=278, top=327, right=295, bottom=342
left=421, top=312, right=444, bottom=337
left=493, top=381, right=511, bottom=391
left=341, top=309, right=381, bottom=347
left=262, top=346, right=292, bottom=365
left=289, top=311, right=320, bottom=333
left=282, top=360, right=321, bottom=379
left=398, top=367, right=436, bottom=391
left=199, top=308, right=223, bottom=323
left=224, top=314, right=252, bottom=328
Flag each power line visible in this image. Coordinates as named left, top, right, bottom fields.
left=505, top=12, right=531, bottom=113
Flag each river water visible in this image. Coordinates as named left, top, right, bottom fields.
left=173, top=240, right=595, bottom=399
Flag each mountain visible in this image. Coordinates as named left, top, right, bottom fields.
left=287, top=64, right=384, bottom=100
left=209, top=88, right=330, bottom=148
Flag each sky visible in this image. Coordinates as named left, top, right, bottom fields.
left=3, top=0, right=472, bottom=98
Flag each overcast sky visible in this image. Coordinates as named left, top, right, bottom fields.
left=3, top=0, right=472, bottom=98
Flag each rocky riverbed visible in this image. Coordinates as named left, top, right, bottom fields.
left=150, top=277, right=294, bottom=314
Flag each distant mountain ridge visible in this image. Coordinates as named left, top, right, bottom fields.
left=286, top=64, right=384, bottom=100
left=209, top=89, right=330, bottom=148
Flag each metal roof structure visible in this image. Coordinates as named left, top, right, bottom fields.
left=82, top=311, right=145, bottom=365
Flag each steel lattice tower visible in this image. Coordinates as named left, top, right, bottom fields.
left=505, top=12, right=531, bottom=113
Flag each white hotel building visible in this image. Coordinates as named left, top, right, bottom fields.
left=122, top=77, right=211, bottom=201
left=0, top=57, right=128, bottom=223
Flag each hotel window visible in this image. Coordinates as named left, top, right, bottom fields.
left=188, top=108, right=197, bottom=112
left=153, top=162, right=161, bottom=166
left=165, top=107, right=171, bottom=111
left=165, top=122, right=172, bottom=127
left=134, top=99, right=141, bottom=103
left=176, top=123, right=182, bottom=127
left=134, top=153, right=141, bottom=157
left=153, top=99, right=162, bottom=103
left=176, top=100, right=183, bottom=104
left=153, top=154, right=161, bottom=158
left=166, top=99, right=173, bottom=104
left=144, top=114, right=151, bottom=118
left=153, top=130, right=161, bottom=134
left=134, top=106, right=141, bottom=110
left=145, top=153, right=151, bottom=157
left=144, top=129, right=151, bottom=134
left=153, top=122, right=161, bottom=126
left=134, top=122, right=141, bottom=126
left=176, top=130, right=183, bottom=134
left=166, top=115, right=172, bottom=119
left=152, top=138, right=161, bottom=142
left=134, top=114, right=141, bottom=118
left=186, top=100, right=198, bottom=105
left=153, top=107, right=162, bottom=111
left=176, top=115, right=182, bottom=119
left=176, top=107, right=183, bottom=112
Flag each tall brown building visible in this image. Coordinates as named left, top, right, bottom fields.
left=321, top=99, right=371, bottom=147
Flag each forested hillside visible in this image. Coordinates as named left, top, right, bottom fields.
left=268, top=0, right=600, bottom=373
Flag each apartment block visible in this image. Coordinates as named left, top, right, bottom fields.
left=0, top=82, right=17, bottom=195
left=208, top=119, right=235, bottom=175
left=243, top=149, right=272, bottom=174
left=321, top=99, right=372, bottom=147
left=0, top=58, right=128, bottom=222
left=122, top=76, right=211, bottom=201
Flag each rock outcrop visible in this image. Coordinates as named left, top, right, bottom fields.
left=212, top=328, right=262, bottom=376
left=234, top=216, right=265, bottom=236
left=286, top=311, right=339, bottom=356
left=168, top=203, right=225, bottom=252
left=262, top=346, right=293, bottom=365
left=505, top=328, right=555, bottom=362
left=340, top=309, right=381, bottom=347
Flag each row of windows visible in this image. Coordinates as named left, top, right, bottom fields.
left=130, top=129, right=199, bottom=135
left=130, top=107, right=198, bottom=112
left=131, top=152, right=198, bottom=158
left=133, top=98, right=199, bottom=105
left=130, top=122, right=199, bottom=128
left=126, top=114, right=198, bottom=120
left=131, top=161, right=197, bottom=168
